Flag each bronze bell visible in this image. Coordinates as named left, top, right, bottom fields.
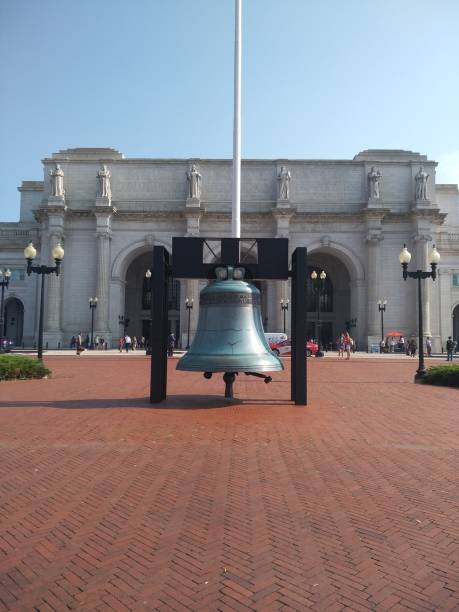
left=177, top=266, right=283, bottom=398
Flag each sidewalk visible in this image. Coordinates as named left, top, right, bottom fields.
left=0, top=357, right=458, bottom=610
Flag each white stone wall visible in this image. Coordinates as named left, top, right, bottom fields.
left=1, top=148, right=458, bottom=352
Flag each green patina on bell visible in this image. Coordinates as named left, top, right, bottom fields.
left=177, top=266, right=283, bottom=374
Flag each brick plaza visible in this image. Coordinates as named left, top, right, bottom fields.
left=0, top=356, right=458, bottom=611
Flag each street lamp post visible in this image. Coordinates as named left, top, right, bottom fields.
left=311, top=270, right=326, bottom=355
left=0, top=268, right=12, bottom=351
left=399, top=243, right=440, bottom=382
left=377, top=300, right=387, bottom=341
left=89, top=297, right=98, bottom=349
left=280, top=299, right=289, bottom=335
left=23, top=241, right=64, bottom=360
left=118, top=315, right=130, bottom=336
left=185, top=297, right=194, bottom=350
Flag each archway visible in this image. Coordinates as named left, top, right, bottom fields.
left=124, top=252, right=180, bottom=346
left=3, top=297, right=24, bottom=346
left=453, top=304, right=459, bottom=346
left=307, top=251, right=352, bottom=349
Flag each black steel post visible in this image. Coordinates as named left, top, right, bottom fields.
left=291, top=247, right=307, bottom=405
left=283, top=306, right=286, bottom=334
left=37, top=273, right=46, bottom=360
left=186, top=304, right=192, bottom=350
left=0, top=283, right=5, bottom=349
left=90, top=304, right=96, bottom=349
left=150, top=246, right=170, bottom=403
left=416, top=274, right=426, bottom=379
left=380, top=306, right=384, bottom=341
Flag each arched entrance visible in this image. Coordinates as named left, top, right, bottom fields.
left=453, top=304, right=459, bottom=346
left=124, top=252, right=181, bottom=345
left=3, top=297, right=24, bottom=346
left=307, top=251, right=352, bottom=348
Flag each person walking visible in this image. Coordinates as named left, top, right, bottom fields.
left=344, top=333, right=352, bottom=360
left=426, top=336, right=432, bottom=357
left=124, top=334, right=132, bottom=352
left=337, top=335, right=344, bottom=359
left=446, top=336, right=454, bottom=361
left=76, top=333, right=84, bottom=355
left=118, top=336, right=124, bottom=352
left=409, top=338, right=417, bottom=357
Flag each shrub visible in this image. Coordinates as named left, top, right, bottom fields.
left=422, top=364, right=459, bottom=388
left=0, top=355, right=51, bottom=381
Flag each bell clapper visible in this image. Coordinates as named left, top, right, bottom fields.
left=223, top=372, right=236, bottom=400
left=244, top=372, right=272, bottom=384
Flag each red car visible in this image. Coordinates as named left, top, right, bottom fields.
left=269, top=338, right=319, bottom=357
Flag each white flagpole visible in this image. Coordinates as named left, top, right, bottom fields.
left=232, top=0, right=242, bottom=239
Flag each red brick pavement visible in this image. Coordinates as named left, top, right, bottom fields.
left=0, top=356, right=458, bottom=611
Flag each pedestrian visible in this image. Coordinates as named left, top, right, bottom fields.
left=380, top=339, right=385, bottom=354
left=167, top=333, right=175, bottom=357
left=132, top=336, right=137, bottom=350
left=344, top=333, right=352, bottom=360
left=389, top=337, right=396, bottom=353
left=118, top=336, right=124, bottom=353
left=85, top=334, right=90, bottom=348
left=124, top=334, right=132, bottom=352
left=409, top=338, right=417, bottom=357
left=337, top=335, right=344, bottom=359
left=426, top=336, right=432, bottom=357
left=70, top=335, right=76, bottom=349
left=400, top=336, right=405, bottom=353
left=76, top=333, right=84, bottom=355
left=446, top=336, right=454, bottom=361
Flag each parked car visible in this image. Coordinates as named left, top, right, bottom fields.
left=0, top=338, right=14, bottom=353
left=269, top=338, right=319, bottom=357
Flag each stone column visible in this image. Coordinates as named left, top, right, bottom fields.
left=94, top=230, right=111, bottom=337
left=43, top=204, right=65, bottom=348
left=93, top=206, right=115, bottom=341
left=414, top=234, right=432, bottom=338
left=272, top=209, right=293, bottom=334
left=350, top=278, right=366, bottom=349
left=366, top=231, right=384, bottom=343
left=44, top=230, right=64, bottom=346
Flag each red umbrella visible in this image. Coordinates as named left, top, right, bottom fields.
left=386, top=331, right=403, bottom=337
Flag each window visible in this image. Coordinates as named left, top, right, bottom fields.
left=9, top=269, right=25, bottom=282
left=453, top=273, right=459, bottom=288
left=142, top=277, right=180, bottom=311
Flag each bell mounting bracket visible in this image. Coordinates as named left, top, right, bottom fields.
left=149, top=237, right=307, bottom=405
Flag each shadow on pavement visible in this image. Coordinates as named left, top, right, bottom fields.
left=0, top=395, right=245, bottom=410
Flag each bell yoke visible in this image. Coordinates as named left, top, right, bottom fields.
left=177, top=265, right=283, bottom=398
left=149, top=237, right=308, bottom=405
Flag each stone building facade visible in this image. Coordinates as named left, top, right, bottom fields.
left=1, top=147, right=459, bottom=351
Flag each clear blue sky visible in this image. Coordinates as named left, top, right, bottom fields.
left=1, top=0, right=459, bottom=221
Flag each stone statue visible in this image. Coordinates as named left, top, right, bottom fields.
left=415, top=166, right=429, bottom=200
left=368, top=167, right=382, bottom=199
left=97, top=164, right=112, bottom=199
left=277, top=166, right=292, bottom=200
left=187, top=165, right=202, bottom=199
left=50, top=164, right=65, bottom=197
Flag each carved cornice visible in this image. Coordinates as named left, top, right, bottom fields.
left=33, top=206, right=67, bottom=223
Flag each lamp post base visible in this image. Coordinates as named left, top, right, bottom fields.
left=414, top=370, right=427, bottom=384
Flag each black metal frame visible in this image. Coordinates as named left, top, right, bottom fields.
left=401, top=259, right=438, bottom=381
left=26, top=258, right=62, bottom=360
left=149, top=238, right=308, bottom=405
left=378, top=301, right=386, bottom=342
